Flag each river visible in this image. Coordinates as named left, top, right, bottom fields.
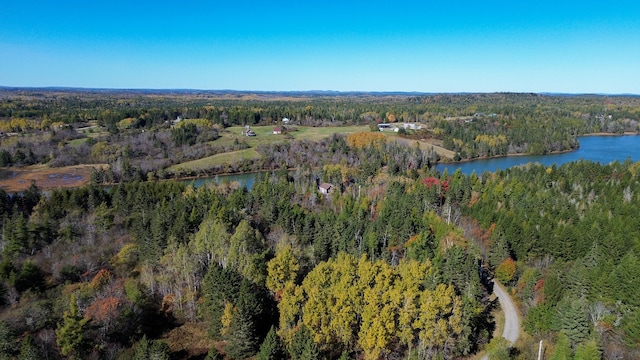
left=436, top=135, right=640, bottom=175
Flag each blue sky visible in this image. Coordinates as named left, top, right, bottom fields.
left=1, top=1, right=639, bottom=93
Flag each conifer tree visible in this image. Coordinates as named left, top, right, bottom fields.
left=204, top=347, right=222, bottom=360
left=256, top=326, right=286, bottom=360
left=574, top=339, right=602, bottom=360
left=549, top=332, right=572, bottom=360
left=289, top=325, right=319, bottom=360
left=621, top=308, right=640, bottom=349
left=225, top=280, right=262, bottom=359
left=201, top=264, right=242, bottom=339
left=0, top=321, right=17, bottom=358
left=56, top=293, right=91, bottom=359
left=557, top=298, right=590, bottom=345
left=225, top=309, right=259, bottom=359
left=18, top=335, right=40, bottom=360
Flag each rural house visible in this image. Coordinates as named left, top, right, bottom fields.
left=319, top=183, right=334, bottom=194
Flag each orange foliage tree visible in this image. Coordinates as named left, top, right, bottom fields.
left=89, top=269, right=113, bottom=291
left=495, top=258, right=517, bottom=284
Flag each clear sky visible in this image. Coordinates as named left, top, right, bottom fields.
left=1, top=1, right=639, bottom=93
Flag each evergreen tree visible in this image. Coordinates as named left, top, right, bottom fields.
left=256, top=326, right=286, bottom=360
left=225, top=309, right=260, bottom=359
left=56, top=293, right=91, bottom=359
left=14, top=261, right=45, bottom=293
left=204, top=347, right=222, bottom=360
left=6, top=214, right=28, bottom=256
left=0, top=322, right=17, bottom=358
left=133, top=335, right=150, bottom=360
left=613, top=251, right=640, bottom=307
left=201, top=264, right=242, bottom=339
left=574, top=339, right=602, bottom=360
left=225, top=279, right=263, bottom=359
left=289, top=325, right=319, bottom=360
left=133, top=335, right=171, bottom=360
left=17, top=335, right=40, bottom=360
left=544, top=272, right=564, bottom=306
left=556, top=297, right=590, bottom=345
left=621, top=308, right=640, bottom=349
left=550, top=332, right=572, bottom=360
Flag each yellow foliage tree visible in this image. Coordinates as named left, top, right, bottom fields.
left=346, top=132, right=386, bottom=149
left=266, top=245, right=299, bottom=299
left=277, top=252, right=464, bottom=357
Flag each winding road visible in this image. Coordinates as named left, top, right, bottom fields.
left=481, top=280, right=520, bottom=359
left=492, top=280, right=520, bottom=344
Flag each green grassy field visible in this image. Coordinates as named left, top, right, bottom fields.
left=169, top=148, right=262, bottom=172
left=170, top=125, right=370, bottom=171
left=169, top=125, right=456, bottom=172
left=221, top=125, right=370, bottom=145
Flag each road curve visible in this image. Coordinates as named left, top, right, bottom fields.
left=481, top=280, right=520, bottom=360
left=492, top=279, right=520, bottom=344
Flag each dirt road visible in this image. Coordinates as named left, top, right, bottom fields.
left=493, top=280, right=520, bottom=344
left=481, top=280, right=520, bottom=359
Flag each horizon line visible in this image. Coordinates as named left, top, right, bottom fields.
left=1, top=85, right=638, bottom=97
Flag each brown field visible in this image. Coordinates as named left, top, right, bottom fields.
left=0, top=164, right=106, bottom=192
left=162, top=322, right=217, bottom=359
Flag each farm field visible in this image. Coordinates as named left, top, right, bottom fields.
left=168, top=148, right=262, bottom=173
left=170, top=125, right=371, bottom=171
left=391, top=135, right=456, bottom=159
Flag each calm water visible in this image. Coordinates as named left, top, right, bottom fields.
left=436, top=135, right=640, bottom=175
left=187, top=135, right=640, bottom=189
left=185, top=172, right=260, bottom=189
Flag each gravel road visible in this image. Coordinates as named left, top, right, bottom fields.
left=481, top=280, right=520, bottom=359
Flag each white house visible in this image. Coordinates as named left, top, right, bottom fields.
left=319, top=183, right=334, bottom=194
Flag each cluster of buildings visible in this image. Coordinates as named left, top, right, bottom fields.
left=377, top=123, right=423, bottom=132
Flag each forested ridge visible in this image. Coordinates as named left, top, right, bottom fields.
left=0, top=90, right=639, bottom=359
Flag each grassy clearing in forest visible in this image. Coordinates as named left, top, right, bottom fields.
left=168, top=148, right=262, bottom=172
left=221, top=125, right=370, bottom=144
left=390, top=135, right=456, bottom=159
left=173, top=125, right=370, bottom=171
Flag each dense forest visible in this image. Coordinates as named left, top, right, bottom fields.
left=461, top=160, right=640, bottom=359
left=0, top=89, right=639, bottom=359
left=0, top=150, right=495, bottom=359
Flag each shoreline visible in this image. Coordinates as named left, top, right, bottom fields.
left=4, top=132, right=638, bottom=192
left=437, top=131, right=639, bottom=165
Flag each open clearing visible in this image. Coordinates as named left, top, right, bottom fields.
left=390, top=135, right=456, bottom=159
left=169, top=148, right=262, bottom=172
left=0, top=164, right=105, bottom=192
left=170, top=125, right=457, bottom=172
left=221, top=125, right=370, bottom=145
left=171, top=125, right=370, bottom=171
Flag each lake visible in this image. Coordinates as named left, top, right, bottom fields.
left=184, top=172, right=261, bottom=189
left=436, top=135, right=640, bottom=175
left=189, top=135, right=640, bottom=189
